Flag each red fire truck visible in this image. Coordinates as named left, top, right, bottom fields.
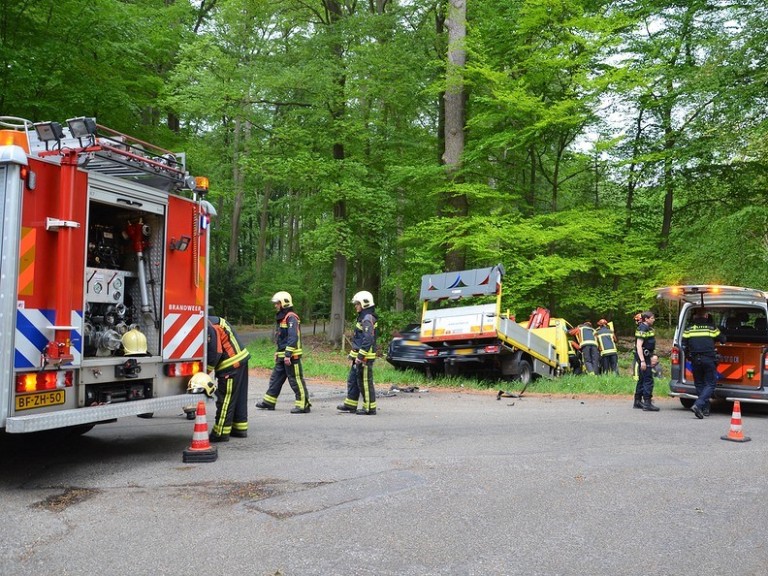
left=0, top=116, right=214, bottom=434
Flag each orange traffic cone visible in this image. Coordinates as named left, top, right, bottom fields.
left=721, top=400, right=751, bottom=443
left=182, top=401, right=219, bottom=462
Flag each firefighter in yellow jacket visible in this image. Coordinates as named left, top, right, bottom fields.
left=595, top=319, right=619, bottom=375
left=208, top=314, right=250, bottom=442
left=256, top=291, right=311, bottom=413
left=569, top=321, right=599, bottom=374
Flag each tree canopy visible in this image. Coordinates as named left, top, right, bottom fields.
left=2, top=0, right=767, bottom=336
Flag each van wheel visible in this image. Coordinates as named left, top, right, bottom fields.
left=679, top=398, right=694, bottom=409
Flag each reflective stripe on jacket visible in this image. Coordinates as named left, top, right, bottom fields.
left=275, top=308, right=303, bottom=358
left=682, top=321, right=722, bottom=356
left=349, top=307, right=378, bottom=361
left=596, top=326, right=617, bottom=356
left=576, top=325, right=597, bottom=347
left=207, top=316, right=250, bottom=374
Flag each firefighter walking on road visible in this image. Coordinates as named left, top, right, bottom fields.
left=337, top=291, right=378, bottom=415
left=208, top=314, right=251, bottom=442
left=570, top=321, right=600, bottom=374
left=683, top=308, right=725, bottom=419
left=596, top=319, right=619, bottom=375
left=256, top=291, right=311, bottom=413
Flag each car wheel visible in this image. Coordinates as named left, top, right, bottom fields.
left=679, top=398, right=694, bottom=409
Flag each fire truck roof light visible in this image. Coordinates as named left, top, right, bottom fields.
left=34, top=121, right=65, bottom=142
left=66, top=117, right=97, bottom=139
left=194, top=176, right=209, bottom=193
left=0, top=129, right=30, bottom=153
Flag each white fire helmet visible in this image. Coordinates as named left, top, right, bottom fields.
left=271, top=291, right=293, bottom=308
left=351, top=290, right=374, bottom=309
left=187, top=372, right=217, bottom=398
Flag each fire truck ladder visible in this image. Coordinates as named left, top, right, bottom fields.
left=18, top=117, right=192, bottom=193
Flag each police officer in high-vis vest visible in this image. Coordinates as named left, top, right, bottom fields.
left=683, top=308, right=725, bottom=419
left=337, top=290, right=378, bottom=415
left=634, top=310, right=658, bottom=411
left=208, top=314, right=250, bottom=442
left=256, top=291, right=311, bottom=413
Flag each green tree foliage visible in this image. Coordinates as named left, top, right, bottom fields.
left=2, top=0, right=768, bottom=329
left=0, top=0, right=194, bottom=136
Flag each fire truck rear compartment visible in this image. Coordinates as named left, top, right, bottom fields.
left=84, top=200, right=165, bottom=358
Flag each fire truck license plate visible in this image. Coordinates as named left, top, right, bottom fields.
left=15, top=390, right=65, bottom=411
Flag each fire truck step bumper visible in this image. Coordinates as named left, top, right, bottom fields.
left=5, top=394, right=195, bottom=434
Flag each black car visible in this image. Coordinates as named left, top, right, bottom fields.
left=385, top=324, right=435, bottom=372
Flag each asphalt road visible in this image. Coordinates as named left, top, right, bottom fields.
left=1, top=378, right=767, bottom=576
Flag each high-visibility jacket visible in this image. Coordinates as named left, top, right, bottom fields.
left=349, top=306, right=378, bottom=361
left=570, top=324, right=597, bottom=347
left=596, top=326, right=618, bottom=356
left=207, top=316, right=250, bottom=375
left=634, top=321, right=655, bottom=360
left=682, top=320, right=723, bottom=357
left=275, top=307, right=303, bottom=359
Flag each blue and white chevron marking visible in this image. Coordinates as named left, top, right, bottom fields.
left=15, top=309, right=82, bottom=369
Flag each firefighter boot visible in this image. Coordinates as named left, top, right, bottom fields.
left=641, top=397, right=660, bottom=412
left=255, top=401, right=275, bottom=411
left=633, top=394, right=643, bottom=409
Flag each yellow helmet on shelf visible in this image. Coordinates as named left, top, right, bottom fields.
left=121, top=328, right=148, bottom=355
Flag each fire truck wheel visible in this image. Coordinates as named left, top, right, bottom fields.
left=137, top=413, right=154, bottom=419
left=679, top=398, right=694, bottom=409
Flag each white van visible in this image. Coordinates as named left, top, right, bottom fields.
left=655, top=285, right=768, bottom=407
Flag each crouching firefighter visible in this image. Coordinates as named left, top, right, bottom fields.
left=208, top=314, right=251, bottom=441
left=256, top=291, right=311, bottom=413
left=338, top=290, right=378, bottom=415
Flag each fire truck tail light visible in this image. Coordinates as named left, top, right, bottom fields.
left=165, top=361, right=203, bottom=377
left=425, top=349, right=438, bottom=358
left=16, top=371, right=73, bottom=393
left=484, top=345, right=500, bottom=354
left=671, top=345, right=680, bottom=365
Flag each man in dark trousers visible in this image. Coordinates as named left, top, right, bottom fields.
left=208, top=313, right=250, bottom=442
left=634, top=311, right=658, bottom=411
left=683, top=308, right=725, bottom=419
left=595, top=319, right=619, bottom=375
left=570, top=321, right=599, bottom=375
left=255, top=291, right=311, bottom=413
left=337, top=290, right=378, bottom=415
